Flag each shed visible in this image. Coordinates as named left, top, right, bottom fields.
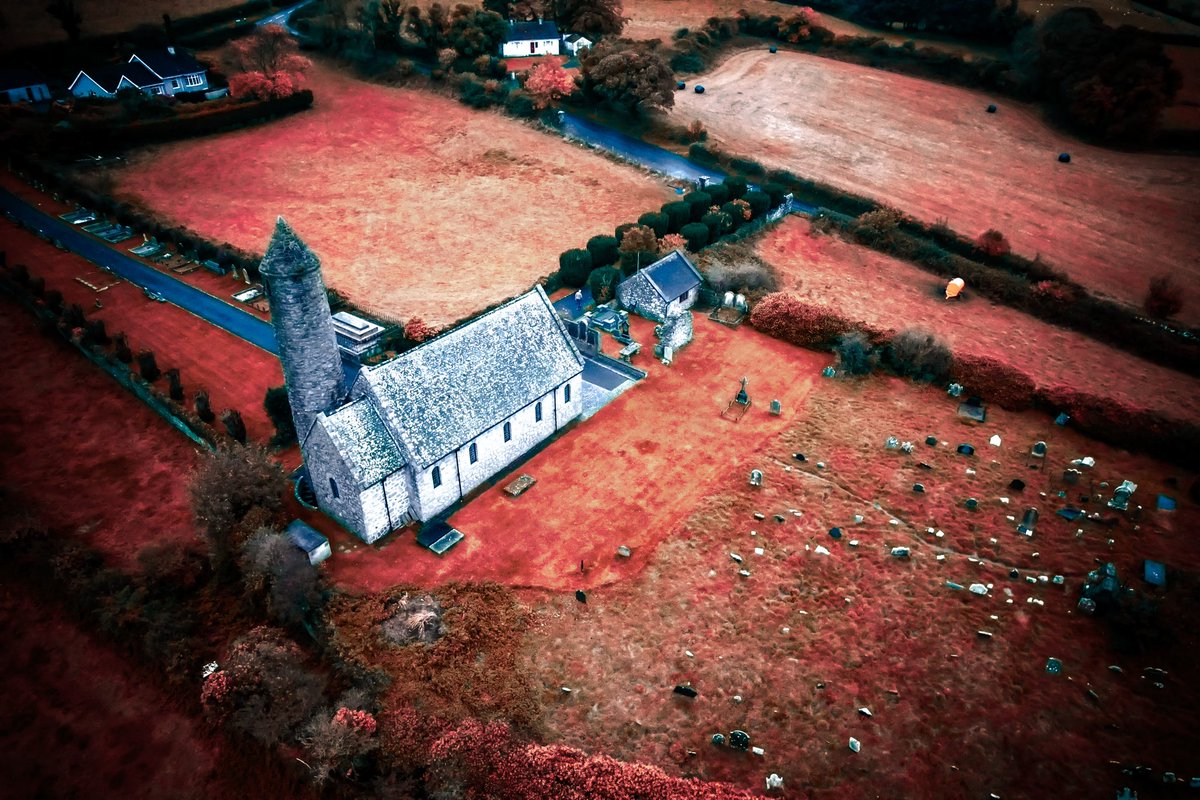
left=286, top=519, right=332, bottom=565
left=562, top=33, right=593, bottom=55
left=616, top=250, right=703, bottom=322
left=501, top=19, right=561, bottom=57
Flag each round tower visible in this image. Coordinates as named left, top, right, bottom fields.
left=260, top=217, right=346, bottom=440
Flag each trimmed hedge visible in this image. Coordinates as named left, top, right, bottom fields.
left=558, top=248, right=593, bottom=288
left=586, top=235, right=619, bottom=267
left=679, top=222, right=711, bottom=252
left=950, top=353, right=1036, bottom=411
left=661, top=201, right=692, bottom=232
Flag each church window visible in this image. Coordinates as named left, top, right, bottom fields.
left=329, top=476, right=339, bottom=498
left=564, top=383, right=571, bottom=403
left=469, top=442, right=478, bottom=464
left=535, top=402, right=543, bottom=422
left=503, top=421, right=512, bottom=442
left=432, top=466, right=442, bottom=488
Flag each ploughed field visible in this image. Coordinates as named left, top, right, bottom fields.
left=670, top=49, right=1200, bottom=325
left=107, top=58, right=673, bottom=328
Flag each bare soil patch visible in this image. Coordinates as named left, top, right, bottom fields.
left=0, top=291, right=203, bottom=569
left=670, top=49, right=1200, bottom=324
left=0, top=0, right=245, bottom=51
left=108, top=58, right=672, bottom=328
left=757, top=216, right=1200, bottom=425
left=320, top=314, right=826, bottom=593
left=523, top=368, right=1200, bottom=797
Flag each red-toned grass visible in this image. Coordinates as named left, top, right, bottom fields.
left=0, top=292, right=203, bottom=569
left=317, top=312, right=826, bottom=593
left=522, top=370, right=1200, bottom=798
left=0, top=176, right=283, bottom=444
left=756, top=217, right=1200, bottom=426
left=0, top=584, right=221, bottom=800
left=105, top=57, right=673, bottom=328
left=671, top=49, right=1200, bottom=324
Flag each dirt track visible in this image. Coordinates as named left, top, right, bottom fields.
left=671, top=49, right=1200, bottom=324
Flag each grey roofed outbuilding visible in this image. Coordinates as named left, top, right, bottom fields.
left=503, top=19, right=560, bottom=42
left=131, top=49, right=205, bottom=79
left=318, top=399, right=406, bottom=486
left=285, top=519, right=330, bottom=558
left=355, top=286, right=583, bottom=469
left=634, top=250, right=703, bottom=301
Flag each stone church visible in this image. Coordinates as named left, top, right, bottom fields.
left=261, top=219, right=584, bottom=543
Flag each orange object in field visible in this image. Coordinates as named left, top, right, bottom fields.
left=945, top=277, right=965, bottom=299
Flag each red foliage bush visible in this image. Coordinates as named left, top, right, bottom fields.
left=974, top=228, right=1011, bottom=257
left=749, top=291, right=861, bottom=349
left=1143, top=273, right=1184, bottom=318
left=950, top=353, right=1036, bottom=411
left=229, top=70, right=304, bottom=100
left=403, top=317, right=438, bottom=343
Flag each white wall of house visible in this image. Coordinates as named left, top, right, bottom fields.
left=306, top=540, right=332, bottom=565
left=554, top=373, right=584, bottom=430
left=666, top=286, right=698, bottom=317
left=359, top=469, right=411, bottom=543
left=563, top=37, right=592, bottom=55
left=411, top=450, right=462, bottom=522
left=456, top=391, right=560, bottom=497
left=160, top=72, right=208, bottom=95
left=501, top=38, right=560, bottom=57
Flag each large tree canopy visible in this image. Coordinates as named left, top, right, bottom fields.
left=579, top=41, right=674, bottom=115
left=558, top=0, right=626, bottom=36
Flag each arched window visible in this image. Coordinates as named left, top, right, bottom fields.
left=535, top=401, right=543, bottom=422
left=329, top=476, right=340, bottom=499
left=469, top=442, right=478, bottom=464
left=432, top=466, right=442, bottom=488
left=564, top=383, right=572, bottom=403
left=503, top=421, right=512, bottom=442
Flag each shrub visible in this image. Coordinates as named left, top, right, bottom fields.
left=167, top=368, right=184, bottom=402
left=558, top=249, right=593, bottom=288
left=63, top=303, right=86, bottom=328
left=614, top=222, right=636, bottom=244
left=679, top=222, right=711, bottom=252
left=742, top=189, right=771, bottom=218
left=705, top=182, right=729, bottom=205
left=137, top=349, right=161, bottom=381
left=721, top=199, right=751, bottom=224
left=637, top=212, right=669, bottom=238
left=264, top=386, right=296, bottom=446
left=1144, top=273, right=1184, bottom=318
left=686, top=119, right=707, bottom=142
left=724, top=175, right=748, bottom=199
left=729, top=156, right=765, bottom=176
left=661, top=201, right=692, bottom=233
left=683, top=191, right=712, bottom=221
left=221, top=409, right=248, bottom=444
left=698, top=242, right=778, bottom=293
left=43, top=289, right=63, bottom=312
left=195, top=390, right=216, bottom=423
left=975, top=228, right=1011, bottom=257
left=749, top=293, right=856, bottom=349
left=834, top=331, right=880, bottom=375
left=586, top=235, right=619, bottom=267
left=658, top=233, right=687, bottom=254
left=762, top=182, right=789, bottom=207
left=887, top=328, right=952, bottom=381
left=618, top=225, right=659, bottom=274
left=701, top=209, right=733, bottom=239
left=504, top=89, right=538, bottom=118
left=403, top=317, right=438, bottom=343
left=28, top=276, right=45, bottom=297
left=688, top=143, right=715, bottom=163
left=670, top=50, right=706, bottom=73
left=950, top=354, right=1035, bottom=411
left=84, top=318, right=109, bottom=345
left=588, top=265, right=622, bottom=305
left=113, top=333, right=133, bottom=363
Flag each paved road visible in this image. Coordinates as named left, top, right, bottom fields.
left=559, top=112, right=727, bottom=185
left=257, top=0, right=310, bottom=34
left=1, top=189, right=279, bottom=354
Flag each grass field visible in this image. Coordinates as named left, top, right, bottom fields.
left=522, top=368, right=1200, bottom=798
left=320, top=314, right=827, bottom=593
left=105, top=57, right=673, bottom=328
left=0, top=0, right=245, bottom=51
left=670, top=49, right=1200, bottom=324
left=757, top=216, right=1200, bottom=425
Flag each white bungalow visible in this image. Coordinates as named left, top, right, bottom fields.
left=69, top=47, right=208, bottom=99
left=500, top=19, right=561, bottom=58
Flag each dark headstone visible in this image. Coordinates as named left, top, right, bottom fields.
left=1009, top=568, right=1020, bottom=579
left=918, top=462, right=933, bottom=470
left=769, top=45, right=778, bottom=53
left=1055, top=412, right=1070, bottom=426
left=774, top=514, right=786, bottom=523
left=711, top=733, right=726, bottom=746
left=965, top=396, right=983, bottom=408
left=829, top=527, right=842, bottom=539
left=965, top=498, right=978, bottom=510
left=913, top=483, right=925, bottom=493
left=1009, top=479, right=1025, bottom=491
left=674, top=685, right=698, bottom=698
left=1058, top=152, right=1071, bottom=163
left=676, top=81, right=686, bottom=90
left=695, top=85, right=706, bottom=94
left=925, top=436, right=938, bottom=446
left=957, top=444, right=975, bottom=456
left=793, top=453, right=806, bottom=462
left=729, top=730, right=750, bottom=751
left=986, top=103, right=997, bottom=113
left=575, top=589, right=587, bottom=604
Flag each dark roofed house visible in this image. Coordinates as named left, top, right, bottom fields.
left=260, top=218, right=585, bottom=544
left=501, top=19, right=561, bottom=57
left=69, top=46, right=208, bottom=99
left=0, top=68, right=50, bottom=104
left=616, top=249, right=704, bottom=322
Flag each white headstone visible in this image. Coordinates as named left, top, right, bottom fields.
left=989, top=434, right=1002, bottom=447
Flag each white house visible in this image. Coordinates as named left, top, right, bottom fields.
left=0, top=69, right=51, bottom=103
left=562, top=33, right=593, bottom=55
left=500, top=19, right=561, bottom=58
left=69, top=47, right=208, bottom=99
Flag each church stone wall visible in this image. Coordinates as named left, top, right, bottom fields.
left=304, top=423, right=366, bottom=537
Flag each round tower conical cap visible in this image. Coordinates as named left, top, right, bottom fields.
left=259, top=217, right=321, bottom=277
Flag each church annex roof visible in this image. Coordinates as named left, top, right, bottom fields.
left=356, top=286, right=583, bottom=469
left=635, top=249, right=702, bottom=302
left=317, top=399, right=406, bottom=487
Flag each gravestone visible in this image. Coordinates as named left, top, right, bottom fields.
left=770, top=399, right=781, bottom=415
left=729, top=730, right=750, bottom=751
left=925, top=436, right=938, bottom=446
left=711, top=733, right=726, bottom=746
left=913, top=483, right=925, bottom=493
left=1009, top=479, right=1026, bottom=491
left=829, top=527, right=842, bottom=539
left=575, top=589, right=587, bottom=604
left=1046, top=657, right=1063, bottom=674
left=965, top=498, right=978, bottom=510
left=957, top=444, right=975, bottom=456
left=674, top=685, right=698, bottom=698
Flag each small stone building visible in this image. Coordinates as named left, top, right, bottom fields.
left=616, top=250, right=703, bottom=322
left=262, top=219, right=584, bottom=544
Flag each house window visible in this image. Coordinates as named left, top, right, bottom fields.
left=535, top=402, right=543, bottom=422
left=151, top=86, right=164, bottom=95
left=679, top=289, right=690, bottom=302
left=503, top=421, right=512, bottom=442
left=185, top=74, right=204, bottom=87
left=432, top=466, right=442, bottom=488
left=564, top=384, right=571, bottom=403
left=469, top=443, right=478, bottom=464
left=329, top=476, right=340, bottom=499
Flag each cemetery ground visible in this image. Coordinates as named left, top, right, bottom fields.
left=0, top=291, right=204, bottom=570
left=0, top=211, right=283, bottom=444
left=99, top=57, right=674, bottom=329
left=669, top=49, right=1200, bottom=325
left=756, top=216, right=1200, bottom=427
left=320, top=315, right=827, bottom=593
left=521, top=370, right=1200, bottom=798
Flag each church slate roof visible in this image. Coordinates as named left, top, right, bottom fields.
left=640, top=250, right=702, bottom=302
left=318, top=399, right=406, bottom=486
left=355, top=286, right=583, bottom=469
